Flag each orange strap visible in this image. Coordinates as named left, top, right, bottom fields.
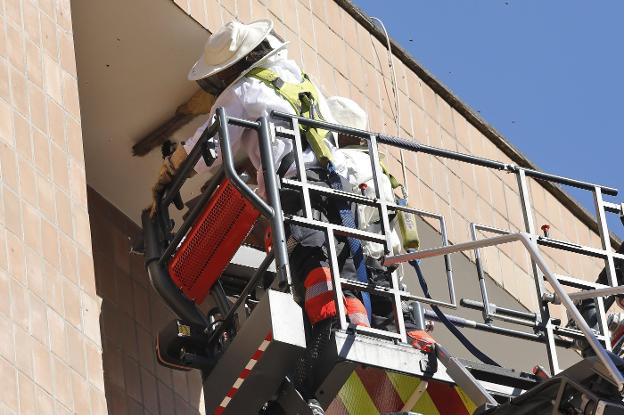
left=407, top=330, right=436, bottom=352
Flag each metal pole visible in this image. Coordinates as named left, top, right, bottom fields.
left=593, top=187, right=618, bottom=287
left=470, top=223, right=494, bottom=323
left=439, top=215, right=456, bottom=306
left=327, top=228, right=349, bottom=331
left=369, top=133, right=407, bottom=342
left=516, top=168, right=559, bottom=375
left=257, top=116, right=291, bottom=289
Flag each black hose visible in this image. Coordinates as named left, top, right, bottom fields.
left=409, top=258, right=500, bottom=367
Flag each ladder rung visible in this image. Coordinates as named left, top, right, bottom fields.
left=286, top=215, right=387, bottom=243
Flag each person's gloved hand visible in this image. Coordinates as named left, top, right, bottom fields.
left=149, top=145, right=189, bottom=217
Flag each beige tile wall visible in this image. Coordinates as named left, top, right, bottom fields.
left=88, top=188, right=204, bottom=415
left=172, top=0, right=608, bottom=319
left=0, top=0, right=107, bottom=413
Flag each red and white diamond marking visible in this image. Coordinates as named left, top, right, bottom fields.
left=213, top=333, right=273, bottom=415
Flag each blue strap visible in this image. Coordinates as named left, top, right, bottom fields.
left=326, top=164, right=372, bottom=321
left=408, top=256, right=500, bottom=366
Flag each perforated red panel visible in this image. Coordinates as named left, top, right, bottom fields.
left=168, top=178, right=260, bottom=304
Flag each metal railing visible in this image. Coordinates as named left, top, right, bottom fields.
left=266, top=109, right=624, bottom=385
left=153, top=106, right=624, bottom=391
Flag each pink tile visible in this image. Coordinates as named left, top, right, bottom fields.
left=50, top=143, right=69, bottom=192
left=76, top=249, right=96, bottom=297
left=43, top=54, right=62, bottom=104
left=25, top=248, right=45, bottom=299
left=6, top=232, right=26, bottom=285
left=73, top=205, right=91, bottom=252
left=0, top=99, right=13, bottom=146
left=62, top=279, right=81, bottom=329
left=45, top=266, right=64, bottom=315
left=28, top=293, right=48, bottom=347
left=65, top=115, right=83, bottom=163
left=81, top=293, right=100, bottom=345
left=0, top=358, right=18, bottom=412
left=13, top=113, right=32, bottom=161
left=37, top=174, right=56, bottom=222
left=55, top=188, right=72, bottom=237
left=39, top=12, right=58, bottom=58
left=0, top=313, right=14, bottom=362
left=89, top=384, right=108, bottom=415
left=32, top=129, right=51, bottom=177
left=9, top=68, right=28, bottom=117
left=58, top=233, right=77, bottom=284
left=35, top=384, right=54, bottom=415
left=0, top=60, right=9, bottom=103
left=29, top=85, right=48, bottom=135
left=21, top=202, right=41, bottom=257
left=5, top=0, right=22, bottom=26
left=22, top=1, right=41, bottom=45
left=17, top=372, right=36, bottom=415
left=32, top=338, right=53, bottom=393
left=52, top=356, right=74, bottom=409
left=55, top=0, right=73, bottom=32
left=6, top=24, right=25, bottom=72
left=68, top=159, right=87, bottom=206
left=0, top=20, right=6, bottom=59
left=66, top=324, right=86, bottom=377
left=18, top=158, right=38, bottom=206
left=40, top=219, right=59, bottom=269
left=2, top=186, right=21, bottom=237
left=25, top=40, right=44, bottom=88
left=59, top=31, right=76, bottom=77
left=13, top=326, right=34, bottom=378
left=71, top=370, right=91, bottom=415
left=47, top=308, right=67, bottom=360
left=61, top=72, right=80, bottom=119
left=47, top=100, right=65, bottom=147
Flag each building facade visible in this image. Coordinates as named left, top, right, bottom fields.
left=0, top=0, right=617, bottom=413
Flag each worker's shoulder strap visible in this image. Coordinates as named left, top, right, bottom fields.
left=248, top=68, right=403, bottom=189
left=247, top=67, right=333, bottom=166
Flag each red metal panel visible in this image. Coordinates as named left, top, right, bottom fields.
left=168, top=178, right=260, bottom=303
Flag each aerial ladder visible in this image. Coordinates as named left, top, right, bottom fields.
left=142, top=107, right=624, bottom=414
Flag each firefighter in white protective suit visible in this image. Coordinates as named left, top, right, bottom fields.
left=149, top=19, right=374, bottom=414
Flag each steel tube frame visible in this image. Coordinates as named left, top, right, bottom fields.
left=152, top=108, right=623, bottom=397
left=270, top=110, right=621, bottom=377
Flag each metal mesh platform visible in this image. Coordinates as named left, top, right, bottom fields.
left=168, top=178, right=260, bottom=303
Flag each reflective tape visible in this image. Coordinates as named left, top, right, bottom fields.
left=326, top=366, right=474, bottom=415
left=214, top=333, right=273, bottom=415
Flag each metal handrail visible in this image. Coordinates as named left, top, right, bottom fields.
left=269, top=109, right=624, bottom=378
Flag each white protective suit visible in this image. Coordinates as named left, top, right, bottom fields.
left=183, top=50, right=348, bottom=196
left=340, top=147, right=402, bottom=258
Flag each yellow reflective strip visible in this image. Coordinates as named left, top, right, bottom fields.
left=411, top=391, right=441, bottom=415
left=454, top=386, right=477, bottom=414
left=386, top=372, right=440, bottom=415
left=385, top=371, right=420, bottom=402
left=338, top=371, right=380, bottom=415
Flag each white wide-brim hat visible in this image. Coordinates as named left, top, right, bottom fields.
left=326, top=96, right=369, bottom=131
left=188, top=19, right=278, bottom=81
